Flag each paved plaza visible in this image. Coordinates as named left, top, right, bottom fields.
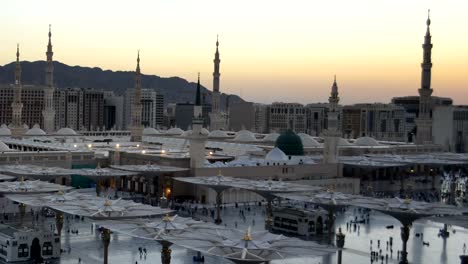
left=15, top=201, right=460, bottom=264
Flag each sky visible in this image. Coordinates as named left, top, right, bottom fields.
left=1, top=0, right=467, bottom=105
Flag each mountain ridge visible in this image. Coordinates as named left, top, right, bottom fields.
left=0, top=61, right=244, bottom=108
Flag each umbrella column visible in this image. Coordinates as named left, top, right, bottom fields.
left=215, top=190, right=223, bottom=224
left=18, top=203, right=26, bottom=225
left=399, top=224, right=410, bottom=264
left=55, top=211, right=64, bottom=237
left=101, top=228, right=111, bottom=264
left=160, top=241, right=173, bottom=264
left=265, top=198, right=273, bottom=230
left=335, top=228, right=345, bottom=264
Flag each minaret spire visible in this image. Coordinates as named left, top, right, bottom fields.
left=210, top=35, right=225, bottom=130
left=11, top=44, right=24, bottom=138
left=416, top=10, right=434, bottom=145
left=130, top=50, right=143, bottom=142
left=43, top=24, right=56, bottom=133
left=195, top=72, right=201, bottom=106
left=322, top=74, right=341, bottom=164
left=15, top=44, right=21, bottom=85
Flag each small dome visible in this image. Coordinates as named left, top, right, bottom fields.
left=181, top=130, right=192, bottom=137
left=297, top=133, right=321, bottom=147
left=25, top=124, right=46, bottom=136
left=181, top=128, right=209, bottom=137
left=0, top=125, right=11, bottom=136
left=143, top=127, right=159, bottom=135
left=265, top=147, right=288, bottom=161
left=263, top=133, right=280, bottom=142
left=208, top=130, right=229, bottom=138
left=201, top=128, right=210, bottom=135
left=56, top=127, right=77, bottom=136
left=355, top=136, right=380, bottom=146
left=166, top=127, right=184, bottom=135
left=338, top=138, right=352, bottom=146
left=233, top=130, right=257, bottom=142
left=275, top=130, right=304, bottom=156
left=0, top=141, right=10, bottom=151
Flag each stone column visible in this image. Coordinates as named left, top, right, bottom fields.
left=19, top=203, right=26, bottom=225
left=55, top=212, right=64, bottom=237
left=264, top=198, right=273, bottom=230
left=161, top=241, right=172, bottom=264
left=335, top=227, right=345, bottom=264
left=101, top=228, right=111, bottom=264
left=215, top=190, right=223, bottom=224
left=400, top=225, right=410, bottom=264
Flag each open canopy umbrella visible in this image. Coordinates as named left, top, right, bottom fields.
left=0, top=164, right=74, bottom=180
left=0, top=179, right=72, bottom=194
left=169, top=226, right=336, bottom=264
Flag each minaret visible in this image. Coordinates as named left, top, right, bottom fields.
left=43, top=24, right=56, bottom=134
left=209, top=35, right=225, bottom=130
left=415, top=10, right=433, bottom=145
left=323, top=75, right=341, bottom=164
left=130, top=51, right=143, bottom=142
left=190, top=73, right=207, bottom=169
left=11, top=44, right=24, bottom=138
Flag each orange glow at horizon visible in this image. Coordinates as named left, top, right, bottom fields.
left=1, top=0, right=467, bottom=105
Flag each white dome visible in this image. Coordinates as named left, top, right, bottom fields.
left=56, top=127, right=77, bottom=136
left=265, top=147, right=288, bottom=161
left=143, top=127, right=159, bottom=135
left=263, top=133, right=280, bottom=142
left=201, top=128, right=210, bottom=135
left=181, top=130, right=192, bottom=137
left=181, top=128, right=209, bottom=137
left=25, top=124, right=46, bottom=136
left=166, top=127, right=184, bottom=135
left=0, top=141, right=10, bottom=151
left=0, top=125, right=11, bottom=136
left=338, top=138, right=352, bottom=146
left=208, top=130, right=229, bottom=138
left=355, top=136, right=380, bottom=146
left=233, top=130, right=257, bottom=142
left=298, top=133, right=321, bottom=147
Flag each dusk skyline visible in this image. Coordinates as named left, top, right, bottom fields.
left=1, top=0, right=468, bottom=105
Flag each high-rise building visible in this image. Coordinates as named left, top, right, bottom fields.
left=305, top=103, right=330, bottom=136
left=229, top=102, right=268, bottom=133
left=415, top=10, right=434, bottom=144
left=43, top=25, right=56, bottom=133
left=104, top=91, right=124, bottom=130
left=124, top=88, right=164, bottom=129
left=82, top=89, right=105, bottom=131
left=341, top=103, right=406, bottom=141
left=268, top=102, right=306, bottom=133
left=433, top=106, right=468, bottom=153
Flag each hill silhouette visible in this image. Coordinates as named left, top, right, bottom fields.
left=0, top=61, right=244, bottom=108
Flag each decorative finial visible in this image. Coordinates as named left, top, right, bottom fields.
left=426, top=9, right=431, bottom=26
left=49, top=24, right=52, bottom=38
left=334, top=74, right=336, bottom=83
left=137, top=50, right=140, bottom=63
left=216, top=34, right=219, bottom=46
left=16, top=44, right=20, bottom=61
left=198, top=72, right=200, bottom=80
left=243, top=226, right=252, bottom=241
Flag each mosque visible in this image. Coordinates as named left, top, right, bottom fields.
left=0, top=12, right=462, bottom=207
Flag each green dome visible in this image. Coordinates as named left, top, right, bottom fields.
left=275, top=130, right=304, bottom=156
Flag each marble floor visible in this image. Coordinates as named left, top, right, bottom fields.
left=1, top=200, right=466, bottom=264
left=53, top=202, right=467, bottom=264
